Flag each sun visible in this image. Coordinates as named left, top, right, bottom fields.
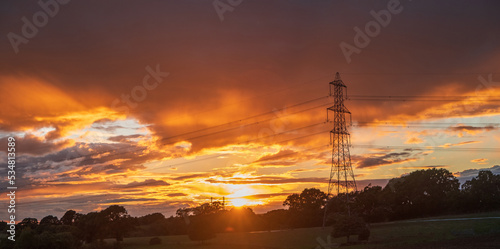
left=231, top=198, right=250, bottom=207
left=226, top=185, right=264, bottom=207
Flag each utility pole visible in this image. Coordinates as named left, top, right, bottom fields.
left=322, top=72, right=357, bottom=227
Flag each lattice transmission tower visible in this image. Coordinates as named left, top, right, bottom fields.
left=323, top=72, right=357, bottom=227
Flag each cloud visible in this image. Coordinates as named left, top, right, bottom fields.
left=438, top=141, right=481, bottom=148
left=352, top=152, right=416, bottom=169
left=288, top=167, right=327, bottom=173
left=449, top=125, right=496, bottom=133
left=172, top=173, right=213, bottom=181
left=405, top=137, right=424, bottom=144
left=455, top=165, right=500, bottom=178
left=398, top=165, right=449, bottom=170
left=166, top=193, right=188, bottom=197
left=108, top=134, right=143, bottom=143
left=255, top=149, right=298, bottom=163
left=470, top=158, right=488, bottom=165
left=0, top=134, right=71, bottom=156
left=119, top=179, right=170, bottom=189
left=205, top=176, right=327, bottom=185
left=253, top=148, right=328, bottom=168
left=447, top=124, right=498, bottom=137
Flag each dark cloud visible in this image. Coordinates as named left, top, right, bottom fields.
left=172, top=173, right=213, bottom=181
left=448, top=125, right=497, bottom=133
left=455, top=165, right=500, bottom=179
left=108, top=134, right=143, bottom=143
left=99, top=198, right=158, bottom=204
left=353, top=152, right=414, bottom=169
left=118, top=179, right=170, bottom=189
left=254, top=149, right=328, bottom=167
left=400, top=165, right=449, bottom=170
left=166, top=193, right=188, bottom=197
left=0, top=0, right=499, bottom=150
left=255, top=149, right=298, bottom=163
left=0, top=135, right=70, bottom=156
left=0, top=141, right=166, bottom=197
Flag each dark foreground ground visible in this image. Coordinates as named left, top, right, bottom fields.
left=116, top=211, right=500, bottom=249
left=395, top=233, right=500, bottom=249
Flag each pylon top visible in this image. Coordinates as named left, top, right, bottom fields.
left=335, top=72, right=341, bottom=81
left=330, top=72, right=346, bottom=88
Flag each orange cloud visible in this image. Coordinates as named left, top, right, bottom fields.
left=438, top=140, right=481, bottom=148
left=448, top=124, right=497, bottom=137
left=352, top=152, right=417, bottom=169
left=471, top=158, right=488, bottom=165
left=405, top=137, right=424, bottom=144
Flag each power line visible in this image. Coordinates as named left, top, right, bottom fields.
left=352, top=144, right=500, bottom=153
left=355, top=122, right=498, bottom=125
left=347, top=95, right=500, bottom=102
left=342, top=73, right=500, bottom=75
left=51, top=95, right=329, bottom=163
left=159, top=97, right=329, bottom=143
left=157, top=95, right=328, bottom=142
left=147, top=126, right=330, bottom=172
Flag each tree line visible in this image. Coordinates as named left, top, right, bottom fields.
left=1, top=168, right=499, bottom=248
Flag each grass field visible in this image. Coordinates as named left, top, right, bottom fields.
left=116, top=211, right=500, bottom=249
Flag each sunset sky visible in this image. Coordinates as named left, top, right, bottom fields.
left=1, top=0, right=500, bottom=220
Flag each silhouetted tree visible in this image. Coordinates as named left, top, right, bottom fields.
left=226, top=207, right=257, bottom=232
left=261, top=209, right=289, bottom=230
left=283, top=188, right=327, bottom=227
left=75, top=211, right=105, bottom=243
left=17, top=218, right=38, bottom=231
left=330, top=214, right=368, bottom=244
left=166, top=215, right=188, bottom=235
left=384, top=168, right=459, bottom=219
left=37, top=231, right=81, bottom=249
left=40, top=215, right=61, bottom=226
left=193, top=201, right=225, bottom=215
left=101, top=205, right=132, bottom=242
left=461, top=170, right=500, bottom=211
left=60, top=210, right=78, bottom=226
left=284, top=188, right=327, bottom=212
left=138, top=213, right=165, bottom=225
left=354, top=185, right=391, bottom=222
left=136, top=213, right=169, bottom=236
left=187, top=215, right=216, bottom=244
left=15, top=227, right=37, bottom=249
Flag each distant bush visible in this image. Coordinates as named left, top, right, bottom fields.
left=331, top=214, right=369, bottom=243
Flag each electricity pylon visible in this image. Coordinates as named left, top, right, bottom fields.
left=322, top=72, right=357, bottom=227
